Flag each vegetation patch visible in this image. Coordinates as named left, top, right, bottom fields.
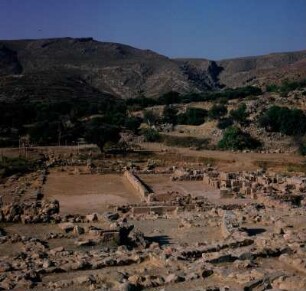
left=0, top=156, right=34, bottom=178
left=253, top=160, right=306, bottom=174
left=299, top=140, right=306, bottom=156
left=0, top=99, right=127, bottom=150
left=126, top=86, right=262, bottom=109
left=162, top=135, right=210, bottom=150
left=177, top=107, right=207, bottom=125
left=217, top=118, right=234, bottom=129
left=229, top=103, right=249, bottom=125
left=258, top=106, right=306, bottom=136
left=266, top=79, right=306, bottom=96
left=142, top=128, right=162, bottom=142
left=84, top=118, right=121, bottom=152
left=208, top=104, right=228, bottom=120
left=218, top=126, right=261, bottom=150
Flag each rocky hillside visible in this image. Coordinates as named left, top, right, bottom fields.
left=0, top=37, right=305, bottom=101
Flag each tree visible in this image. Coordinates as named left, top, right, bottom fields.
left=258, top=106, right=306, bottom=136
left=299, top=141, right=306, bottom=156
left=230, top=103, right=249, bottom=125
left=143, top=110, right=158, bottom=125
left=208, top=104, right=228, bottom=120
left=162, top=105, right=178, bottom=125
left=266, top=84, right=278, bottom=93
left=124, top=117, right=142, bottom=133
left=84, top=118, right=121, bottom=152
left=218, top=126, right=261, bottom=150
left=217, top=118, right=233, bottom=129
left=126, top=97, right=157, bottom=109
left=28, top=121, right=61, bottom=145
left=265, top=79, right=306, bottom=96
left=177, top=107, right=207, bottom=125
left=142, top=128, right=161, bottom=142
left=158, top=91, right=181, bottom=105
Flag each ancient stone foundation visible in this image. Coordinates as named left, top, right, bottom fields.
left=123, top=170, right=153, bottom=202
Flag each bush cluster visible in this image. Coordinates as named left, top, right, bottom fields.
left=126, top=86, right=262, bottom=109
left=162, top=135, right=209, bottom=149
left=177, top=108, right=208, bottom=125
left=208, top=104, right=227, bottom=120
left=218, top=126, right=261, bottom=150
left=266, top=79, right=306, bottom=96
left=142, top=128, right=161, bottom=142
left=258, top=106, right=306, bottom=136
left=0, top=100, right=127, bottom=148
left=217, top=118, right=233, bottom=129
left=0, top=156, right=34, bottom=178
left=229, top=103, right=249, bottom=125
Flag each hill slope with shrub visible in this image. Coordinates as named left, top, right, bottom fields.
left=0, top=38, right=305, bottom=101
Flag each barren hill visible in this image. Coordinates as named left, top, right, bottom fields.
left=0, top=37, right=305, bottom=101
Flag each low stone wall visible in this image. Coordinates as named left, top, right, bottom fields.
left=221, top=210, right=242, bottom=238
left=123, top=171, right=153, bottom=202
left=132, top=205, right=178, bottom=215
left=256, top=194, right=294, bottom=210
left=0, top=199, right=60, bottom=223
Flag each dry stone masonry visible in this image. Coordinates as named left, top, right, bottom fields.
left=203, top=168, right=306, bottom=207
left=0, top=154, right=305, bottom=290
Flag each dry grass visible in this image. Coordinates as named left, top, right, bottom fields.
left=254, top=160, right=306, bottom=174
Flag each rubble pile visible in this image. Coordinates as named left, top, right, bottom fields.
left=0, top=157, right=306, bottom=290
left=0, top=199, right=60, bottom=223
left=203, top=168, right=306, bottom=206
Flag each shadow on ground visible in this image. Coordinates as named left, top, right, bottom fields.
left=146, top=235, right=172, bottom=246
left=245, top=228, right=266, bottom=236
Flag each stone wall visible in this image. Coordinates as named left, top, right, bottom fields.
left=221, top=211, right=236, bottom=238
left=132, top=205, right=178, bottom=215
left=123, top=171, right=153, bottom=202
left=0, top=199, right=60, bottom=223
left=203, top=169, right=306, bottom=206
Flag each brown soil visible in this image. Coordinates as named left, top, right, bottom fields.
left=43, top=171, right=140, bottom=214
left=140, top=142, right=305, bottom=172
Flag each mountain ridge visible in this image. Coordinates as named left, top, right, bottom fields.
left=0, top=37, right=305, bottom=101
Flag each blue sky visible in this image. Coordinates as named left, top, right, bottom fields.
left=0, top=0, right=305, bottom=59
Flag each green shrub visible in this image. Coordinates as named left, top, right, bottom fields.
left=298, top=137, right=306, bottom=156
left=28, top=121, right=60, bottom=144
left=126, top=97, right=157, bottom=109
left=0, top=156, right=34, bottom=178
left=162, top=105, right=178, bottom=125
left=0, top=99, right=127, bottom=147
left=218, top=126, right=261, bottom=150
left=217, top=97, right=229, bottom=105
left=162, top=135, right=209, bottom=149
left=230, top=103, right=249, bottom=125
left=158, top=91, right=181, bottom=105
left=280, top=79, right=306, bottom=96
left=217, top=118, right=233, bottom=129
left=177, top=107, right=207, bottom=125
left=142, top=128, right=161, bottom=142
left=299, top=143, right=306, bottom=156
left=143, top=110, right=159, bottom=125
left=126, top=86, right=263, bottom=110
left=265, top=79, right=306, bottom=96
left=266, top=84, right=278, bottom=92
left=183, top=86, right=261, bottom=104
left=208, top=104, right=227, bottom=120
left=258, top=106, right=306, bottom=136
left=84, top=118, right=121, bottom=152
left=124, top=117, right=142, bottom=133
left=0, top=138, right=19, bottom=147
